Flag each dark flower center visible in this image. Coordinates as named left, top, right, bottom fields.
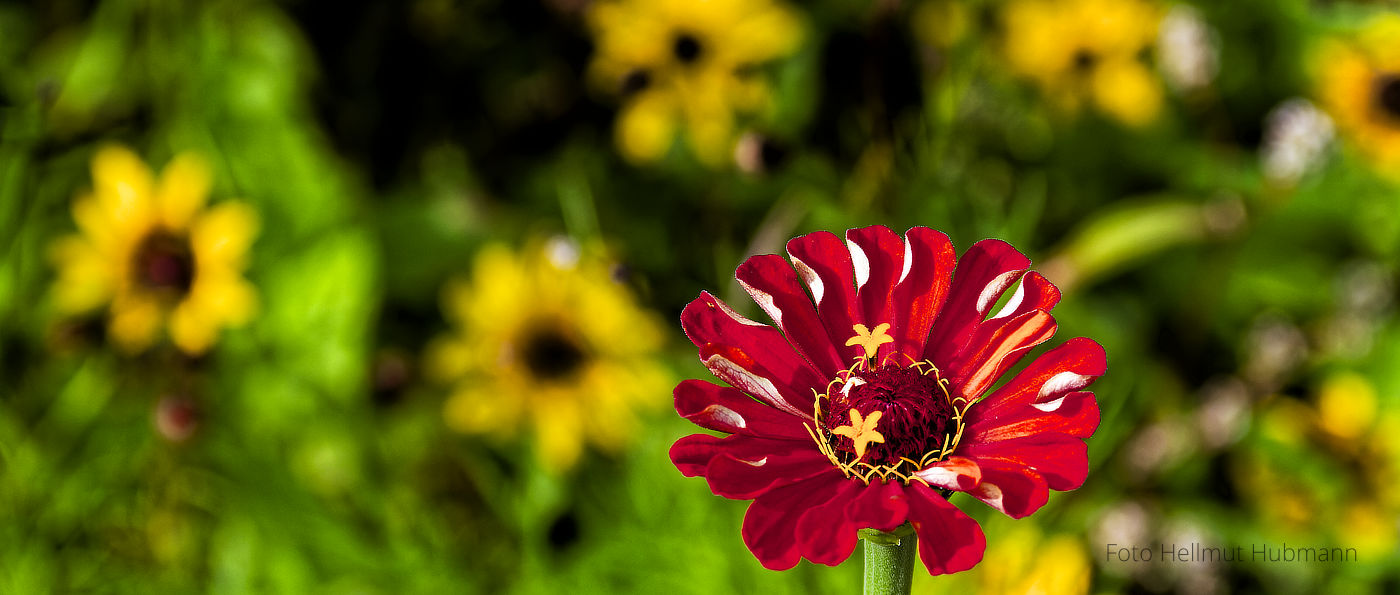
left=621, top=68, right=651, bottom=95
left=672, top=32, right=703, bottom=64
left=521, top=327, right=586, bottom=380
left=1374, top=74, right=1400, bottom=119
left=821, top=364, right=956, bottom=468
left=1072, top=48, right=1098, bottom=73
left=132, top=230, right=195, bottom=295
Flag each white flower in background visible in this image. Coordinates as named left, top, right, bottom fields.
left=1261, top=98, right=1335, bottom=187
left=1156, top=4, right=1219, bottom=93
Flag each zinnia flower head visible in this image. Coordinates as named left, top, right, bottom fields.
left=586, top=0, right=802, bottom=166
left=1315, top=15, right=1400, bottom=178
left=50, top=145, right=259, bottom=355
left=1002, top=0, right=1163, bottom=127
left=670, top=226, right=1105, bottom=574
left=427, top=237, right=669, bottom=472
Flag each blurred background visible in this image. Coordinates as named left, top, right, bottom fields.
left=1, top=0, right=1399, bottom=592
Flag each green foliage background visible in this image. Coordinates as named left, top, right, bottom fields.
left=2, top=0, right=1399, bottom=593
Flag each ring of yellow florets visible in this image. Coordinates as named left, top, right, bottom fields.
left=803, top=325, right=970, bottom=486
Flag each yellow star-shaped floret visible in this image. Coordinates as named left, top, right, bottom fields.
left=830, top=408, right=885, bottom=461
left=845, top=322, right=894, bottom=360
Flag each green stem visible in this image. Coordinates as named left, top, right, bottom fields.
left=860, top=525, right=917, bottom=595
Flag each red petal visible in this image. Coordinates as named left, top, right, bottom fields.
left=786, top=231, right=863, bottom=363
left=674, top=379, right=812, bottom=440
left=905, top=483, right=986, bottom=575
left=794, top=478, right=865, bottom=566
left=985, top=272, right=1061, bottom=322
left=742, top=471, right=849, bottom=570
left=965, top=390, right=1099, bottom=443
left=705, top=437, right=835, bottom=499
left=947, top=309, right=1057, bottom=400
left=670, top=433, right=727, bottom=477
left=845, top=226, right=905, bottom=361
left=913, top=455, right=982, bottom=491
left=889, top=227, right=956, bottom=362
left=960, top=434, right=1089, bottom=491
left=845, top=477, right=910, bottom=533
left=736, top=254, right=846, bottom=374
left=924, top=239, right=1031, bottom=367
left=963, top=458, right=1049, bottom=519
left=969, top=337, right=1106, bottom=424
left=682, top=292, right=824, bottom=418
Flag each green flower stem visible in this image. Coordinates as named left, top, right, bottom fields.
left=860, top=524, right=917, bottom=595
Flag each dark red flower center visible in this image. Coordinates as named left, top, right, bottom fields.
left=1375, top=74, right=1400, bottom=119
left=132, top=230, right=195, bottom=295
left=815, top=361, right=962, bottom=475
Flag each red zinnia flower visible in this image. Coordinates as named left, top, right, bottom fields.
left=670, top=225, right=1106, bottom=574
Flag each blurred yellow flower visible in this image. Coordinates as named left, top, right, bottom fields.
left=586, top=0, right=802, bottom=166
left=1316, top=371, right=1377, bottom=442
left=975, top=527, right=1091, bottom=595
left=50, top=145, right=259, bottom=355
left=426, top=238, right=669, bottom=471
left=1315, top=15, right=1400, bottom=178
left=1002, top=0, right=1163, bottom=127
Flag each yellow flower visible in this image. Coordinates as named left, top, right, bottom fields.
left=426, top=238, right=669, bottom=471
left=1316, top=371, right=1377, bottom=442
left=1315, top=15, right=1400, bottom=178
left=50, top=145, right=259, bottom=355
left=1002, top=0, right=1163, bottom=127
left=973, top=526, right=1091, bottom=595
left=586, top=0, right=802, bottom=166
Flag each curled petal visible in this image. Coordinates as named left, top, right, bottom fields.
left=845, top=226, right=906, bottom=360
left=889, top=227, right=956, bottom=362
left=736, top=254, right=845, bottom=373
left=964, top=459, right=1049, bottom=519
left=987, top=272, right=1061, bottom=321
left=786, top=231, right=863, bottom=363
left=674, top=379, right=810, bottom=440
left=682, top=292, right=824, bottom=417
left=914, top=456, right=981, bottom=491
left=970, top=337, right=1106, bottom=425
left=966, top=391, right=1099, bottom=443
left=947, top=309, right=1057, bottom=400
left=925, top=239, right=1031, bottom=367
left=906, top=482, right=986, bottom=575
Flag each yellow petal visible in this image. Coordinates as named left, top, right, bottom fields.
left=683, top=98, right=734, bottom=167
left=156, top=153, right=212, bottom=230
left=616, top=91, right=677, bottom=163
left=534, top=397, right=585, bottom=472
left=444, top=384, right=523, bottom=437
left=1091, top=59, right=1162, bottom=127
left=189, top=272, right=259, bottom=328
left=169, top=301, right=217, bottom=355
left=91, top=145, right=155, bottom=230
left=109, top=292, right=162, bottom=354
left=191, top=201, right=259, bottom=268
left=423, top=335, right=475, bottom=382
left=49, top=236, right=116, bottom=313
